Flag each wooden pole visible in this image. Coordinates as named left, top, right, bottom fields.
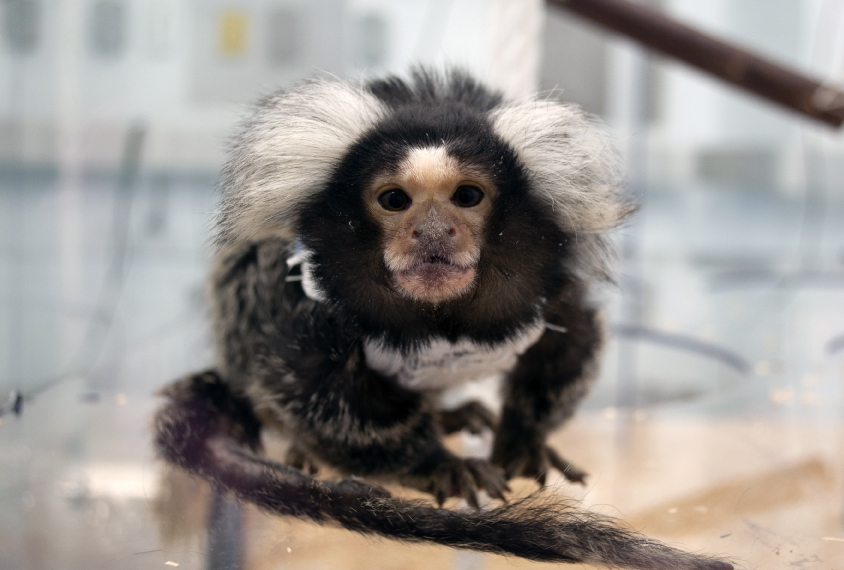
left=549, top=0, right=844, bottom=128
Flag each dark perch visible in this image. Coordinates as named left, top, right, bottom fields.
left=206, top=490, right=243, bottom=570
left=550, top=0, right=844, bottom=128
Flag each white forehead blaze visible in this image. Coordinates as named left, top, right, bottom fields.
left=399, top=146, right=462, bottom=187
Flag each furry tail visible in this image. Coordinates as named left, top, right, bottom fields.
left=154, top=371, right=731, bottom=570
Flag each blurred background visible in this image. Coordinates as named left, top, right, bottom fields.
left=1, top=1, right=844, bottom=569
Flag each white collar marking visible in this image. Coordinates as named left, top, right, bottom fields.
left=286, top=246, right=327, bottom=302
left=364, top=320, right=546, bottom=391
left=287, top=245, right=551, bottom=390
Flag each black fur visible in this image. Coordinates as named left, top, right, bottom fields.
left=300, top=72, right=569, bottom=348
left=153, top=70, right=732, bottom=569
left=368, top=69, right=504, bottom=112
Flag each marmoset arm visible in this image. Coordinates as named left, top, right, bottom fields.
left=493, top=283, right=601, bottom=484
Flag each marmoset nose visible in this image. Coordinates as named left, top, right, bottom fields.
left=411, top=207, right=456, bottom=241
left=411, top=227, right=456, bottom=238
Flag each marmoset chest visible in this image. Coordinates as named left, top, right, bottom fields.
left=287, top=246, right=547, bottom=391
left=362, top=321, right=545, bottom=391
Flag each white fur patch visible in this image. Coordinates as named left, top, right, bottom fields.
left=216, top=80, right=387, bottom=245
left=401, top=146, right=461, bottom=186
left=286, top=247, right=327, bottom=302
left=214, top=73, right=629, bottom=282
left=490, top=100, right=628, bottom=234
left=364, top=320, right=545, bottom=391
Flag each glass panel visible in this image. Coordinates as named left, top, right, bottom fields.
left=1, top=1, right=842, bottom=568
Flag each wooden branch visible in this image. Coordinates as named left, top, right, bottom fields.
left=549, top=0, right=844, bottom=128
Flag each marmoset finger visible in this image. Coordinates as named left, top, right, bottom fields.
left=547, top=447, right=588, bottom=485
left=466, top=459, right=509, bottom=502
left=456, top=465, right=480, bottom=509
left=434, top=470, right=452, bottom=507
left=503, top=454, right=529, bottom=480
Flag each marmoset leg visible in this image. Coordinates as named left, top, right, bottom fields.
left=492, top=289, right=600, bottom=485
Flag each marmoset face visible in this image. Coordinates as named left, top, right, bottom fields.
left=216, top=70, right=628, bottom=344
left=366, top=146, right=495, bottom=304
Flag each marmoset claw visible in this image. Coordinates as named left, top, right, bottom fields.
left=495, top=444, right=588, bottom=486
left=402, top=454, right=509, bottom=508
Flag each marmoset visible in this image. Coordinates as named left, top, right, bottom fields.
left=154, top=69, right=730, bottom=570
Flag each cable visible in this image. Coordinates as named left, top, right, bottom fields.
left=0, top=123, right=146, bottom=417
left=611, top=324, right=750, bottom=374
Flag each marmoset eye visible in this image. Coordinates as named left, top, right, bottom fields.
left=453, top=185, right=484, bottom=207
left=378, top=189, right=411, bottom=211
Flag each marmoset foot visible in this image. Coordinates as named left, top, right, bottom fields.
left=400, top=452, right=509, bottom=508
left=545, top=447, right=588, bottom=484
left=493, top=443, right=588, bottom=486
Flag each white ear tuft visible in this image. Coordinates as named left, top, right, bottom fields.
left=490, top=99, right=633, bottom=281
left=216, top=80, right=387, bottom=246
left=490, top=100, right=630, bottom=234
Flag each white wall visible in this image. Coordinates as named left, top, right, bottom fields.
left=0, top=0, right=509, bottom=172
left=1, top=0, right=843, bottom=185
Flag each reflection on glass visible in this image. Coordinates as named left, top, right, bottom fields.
left=356, top=13, right=387, bottom=68
left=266, top=7, right=300, bottom=66
left=89, top=0, right=126, bottom=57
left=1, top=1, right=843, bottom=569
left=3, top=0, right=39, bottom=55
left=217, top=9, right=249, bottom=59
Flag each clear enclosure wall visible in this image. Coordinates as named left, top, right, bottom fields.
left=1, top=1, right=844, bottom=569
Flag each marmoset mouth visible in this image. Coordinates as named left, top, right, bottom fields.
left=394, top=257, right=476, bottom=303
left=426, top=254, right=449, bottom=264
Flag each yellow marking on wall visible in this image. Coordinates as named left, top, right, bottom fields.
left=218, top=10, right=249, bottom=57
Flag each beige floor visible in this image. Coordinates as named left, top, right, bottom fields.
left=226, top=414, right=844, bottom=570
left=2, top=383, right=842, bottom=570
